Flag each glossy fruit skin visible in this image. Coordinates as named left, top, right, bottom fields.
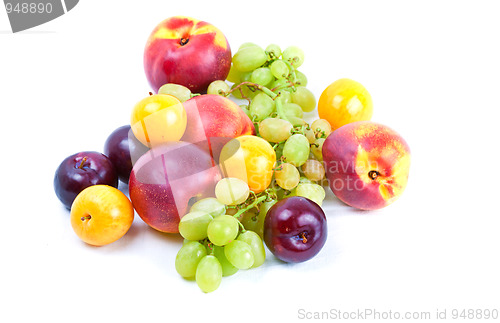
left=104, top=125, right=149, bottom=184
left=264, top=196, right=327, bottom=263
left=144, top=16, right=232, bottom=94
left=322, top=121, right=411, bottom=210
left=130, top=94, right=187, bottom=148
left=129, top=141, right=221, bottom=233
left=70, top=185, right=134, bottom=246
left=181, top=94, right=255, bottom=162
left=54, top=151, right=118, bottom=209
left=219, top=135, right=276, bottom=193
left=318, top=78, right=373, bottom=130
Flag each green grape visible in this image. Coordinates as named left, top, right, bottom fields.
left=273, top=142, right=283, bottom=161
left=239, top=105, right=251, bottom=118
left=238, top=42, right=259, bottom=50
left=275, top=90, right=292, bottom=105
left=251, top=67, right=273, bottom=86
left=207, top=80, right=230, bottom=96
left=282, top=46, right=305, bottom=68
left=158, top=83, right=191, bottom=102
left=240, top=71, right=253, bottom=82
left=215, top=178, right=250, bottom=206
left=282, top=134, right=310, bottom=167
left=269, top=76, right=291, bottom=92
left=196, top=255, right=222, bottom=293
left=224, top=240, right=254, bottom=269
left=291, top=86, right=316, bottom=112
left=299, top=176, right=314, bottom=184
left=258, top=118, right=293, bottom=143
left=295, top=183, right=326, bottom=206
left=265, top=44, right=281, bottom=59
left=301, top=159, right=326, bottom=182
left=190, top=197, right=226, bottom=218
left=207, top=215, right=240, bottom=246
left=237, top=231, right=266, bottom=268
left=226, top=64, right=242, bottom=83
left=239, top=207, right=260, bottom=232
left=311, top=119, right=332, bottom=138
left=275, top=162, right=300, bottom=190
left=304, top=126, right=315, bottom=144
left=253, top=200, right=277, bottom=238
left=175, top=241, right=207, bottom=278
left=282, top=102, right=304, bottom=119
left=276, top=186, right=291, bottom=200
left=295, top=70, right=308, bottom=86
left=270, top=60, right=290, bottom=79
left=311, top=138, right=325, bottom=161
left=178, top=211, right=213, bottom=241
left=231, top=83, right=257, bottom=100
left=287, top=116, right=307, bottom=127
left=249, top=92, right=275, bottom=121
left=233, top=46, right=268, bottom=72
left=213, top=245, right=238, bottom=277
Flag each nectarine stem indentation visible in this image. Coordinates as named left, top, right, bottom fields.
left=179, top=38, right=189, bottom=46
left=368, top=170, right=379, bottom=180
left=299, top=232, right=308, bottom=243
left=81, top=215, right=91, bottom=221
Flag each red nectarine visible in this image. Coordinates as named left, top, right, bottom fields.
left=322, top=121, right=410, bottom=210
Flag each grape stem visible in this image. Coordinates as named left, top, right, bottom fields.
left=229, top=81, right=292, bottom=122
left=291, top=124, right=309, bottom=136
left=204, top=240, right=215, bottom=255
left=228, top=82, right=277, bottom=99
left=274, top=96, right=290, bottom=122
left=282, top=60, right=298, bottom=89
left=270, top=80, right=294, bottom=92
left=232, top=195, right=267, bottom=219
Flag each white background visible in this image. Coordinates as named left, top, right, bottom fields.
left=1, top=1, right=499, bottom=322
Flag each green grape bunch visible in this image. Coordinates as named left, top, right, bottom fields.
left=159, top=42, right=334, bottom=294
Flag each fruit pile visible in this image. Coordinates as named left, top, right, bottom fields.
left=54, top=16, right=411, bottom=293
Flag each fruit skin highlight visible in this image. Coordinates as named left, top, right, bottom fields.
left=318, top=78, right=373, bottom=130
left=144, top=16, right=232, bottom=93
left=322, top=121, right=411, bottom=210
left=70, top=185, right=134, bottom=246
left=129, top=141, right=221, bottom=233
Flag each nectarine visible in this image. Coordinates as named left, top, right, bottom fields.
left=144, top=16, right=231, bottom=93
left=322, top=121, right=410, bottom=210
left=181, top=94, right=255, bottom=161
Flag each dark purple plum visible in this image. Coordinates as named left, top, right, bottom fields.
left=54, top=151, right=118, bottom=209
left=104, top=125, right=149, bottom=184
left=264, top=196, right=327, bottom=263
